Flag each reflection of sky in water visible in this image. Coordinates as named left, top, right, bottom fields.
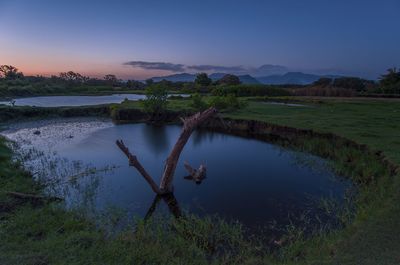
left=0, top=94, right=146, bottom=107
left=1, top=118, right=352, bottom=232
left=0, top=94, right=189, bottom=107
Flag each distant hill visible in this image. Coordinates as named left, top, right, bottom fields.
left=151, top=73, right=260, bottom=84
left=256, top=72, right=322, bottom=85
left=151, top=73, right=195, bottom=82
left=149, top=71, right=342, bottom=85
left=237, top=74, right=260, bottom=84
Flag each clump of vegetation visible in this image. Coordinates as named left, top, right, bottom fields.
left=142, top=83, right=168, bottom=116
left=209, top=94, right=247, bottom=111
left=379, top=67, right=400, bottom=94
left=190, top=93, right=208, bottom=111
left=216, top=74, right=242, bottom=85
left=194, top=73, right=212, bottom=87
left=0, top=65, right=24, bottom=80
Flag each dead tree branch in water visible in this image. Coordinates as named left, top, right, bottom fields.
left=116, top=140, right=161, bottom=194
left=159, top=107, right=217, bottom=192
left=183, top=162, right=207, bottom=184
left=144, top=193, right=182, bottom=220
left=116, top=107, right=218, bottom=194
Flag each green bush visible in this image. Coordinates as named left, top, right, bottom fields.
left=142, top=84, right=168, bottom=115
left=209, top=94, right=247, bottom=111
left=190, top=93, right=208, bottom=111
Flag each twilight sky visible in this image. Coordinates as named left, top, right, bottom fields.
left=0, top=0, right=399, bottom=80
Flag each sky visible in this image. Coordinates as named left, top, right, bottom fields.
left=0, top=0, right=399, bottom=80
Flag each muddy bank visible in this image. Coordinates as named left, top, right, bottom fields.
left=111, top=108, right=193, bottom=124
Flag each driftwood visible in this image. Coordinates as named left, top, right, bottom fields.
left=116, top=107, right=217, bottom=194
left=183, top=162, right=206, bottom=184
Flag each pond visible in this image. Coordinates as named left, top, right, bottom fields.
left=1, top=118, right=351, bottom=234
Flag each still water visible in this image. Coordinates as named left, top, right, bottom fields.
left=0, top=94, right=146, bottom=107
left=1, top=118, right=350, bottom=231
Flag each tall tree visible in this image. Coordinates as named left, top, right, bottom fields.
left=195, top=73, right=212, bottom=86
left=143, top=83, right=168, bottom=117
left=104, top=74, right=118, bottom=86
left=59, top=71, right=87, bottom=83
left=217, top=74, right=241, bottom=85
left=0, top=65, right=24, bottom=79
left=379, top=68, right=400, bottom=93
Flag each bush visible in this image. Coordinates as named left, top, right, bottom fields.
left=209, top=94, right=247, bottom=110
left=142, top=84, right=168, bottom=115
left=216, top=74, right=241, bottom=85
left=190, top=93, right=207, bottom=111
left=212, top=84, right=292, bottom=97
left=379, top=68, right=400, bottom=94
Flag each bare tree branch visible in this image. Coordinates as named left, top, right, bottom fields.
left=116, top=140, right=162, bottom=194
left=159, top=107, right=217, bottom=192
left=115, top=107, right=218, bottom=194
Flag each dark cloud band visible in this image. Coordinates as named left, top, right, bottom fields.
left=123, top=61, right=289, bottom=76
left=124, top=61, right=185, bottom=72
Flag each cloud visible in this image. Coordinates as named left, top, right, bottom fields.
left=187, top=64, right=245, bottom=73
left=123, top=60, right=291, bottom=76
left=123, top=61, right=185, bottom=72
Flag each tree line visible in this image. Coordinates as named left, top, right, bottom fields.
left=1, top=65, right=399, bottom=97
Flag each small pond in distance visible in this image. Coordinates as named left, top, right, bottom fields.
left=1, top=118, right=351, bottom=233
left=0, top=94, right=158, bottom=107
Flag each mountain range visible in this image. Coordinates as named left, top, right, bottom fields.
left=150, top=72, right=339, bottom=85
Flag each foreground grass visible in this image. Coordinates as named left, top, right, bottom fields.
left=1, top=97, right=400, bottom=264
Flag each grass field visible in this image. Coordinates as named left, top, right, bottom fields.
left=1, top=96, right=400, bottom=264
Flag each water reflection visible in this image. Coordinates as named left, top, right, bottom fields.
left=141, top=124, right=170, bottom=155
left=191, top=129, right=219, bottom=147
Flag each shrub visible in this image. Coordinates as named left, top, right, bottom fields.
left=142, top=84, right=168, bottom=115
left=190, top=93, right=207, bottom=111
left=209, top=94, right=247, bottom=110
